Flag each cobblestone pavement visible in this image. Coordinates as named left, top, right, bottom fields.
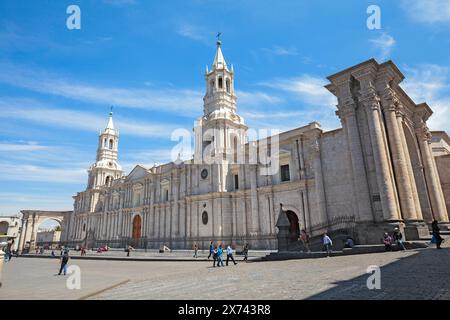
left=1, top=245, right=449, bottom=300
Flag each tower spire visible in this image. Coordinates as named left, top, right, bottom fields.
left=87, top=106, right=123, bottom=189
left=106, top=106, right=115, bottom=130
left=212, top=33, right=227, bottom=71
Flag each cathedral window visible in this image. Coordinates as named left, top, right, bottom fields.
left=164, top=189, right=169, bottom=202
left=281, top=164, right=290, bottom=182
left=109, top=139, right=114, bottom=149
left=218, top=77, right=223, bottom=89
left=202, top=211, right=208, bottom=225
left=209, top=80, right=215, bottom=94
left=226, top=79, right=231, bottom=93
left=105, top=176, right=113, bottom=186
left=234, top=174, right=239, bottom=190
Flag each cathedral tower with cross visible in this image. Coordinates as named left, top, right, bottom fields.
left=87, top=109, right=124, bottom=190
left=195, top=35, right=248, bottom=167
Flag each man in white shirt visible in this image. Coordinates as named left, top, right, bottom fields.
left=323, top=233, right=333, bottom=256
left=226, top=245, right=238, bottom=266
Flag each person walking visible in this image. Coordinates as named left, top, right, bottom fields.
left=126, top=245, right=134, bottom=257
left=193, top=243, right=198, bottom=258
left=4, top=242, right=13, bottom=262
left=383, top=232, right=393, bottom=251
left=431, top=220, right=444, bottom=249
left=242, top=243, right=249, bottom=262
left=226, top=245, right=237, bottom=266
left=81, top=246, right=87, bottom=256
left=212, top=246, right=218, bottom=267
left=392, top=227, right=406, bottom=251
left=322, top=233, right=333, bottom=256
left=216, top=244, right=224, bottom=267
left=299, top=230, right=311, bottom=253
left=208, top=241, right=214, bottom=260
left=58, top=250, right=70, bottom=275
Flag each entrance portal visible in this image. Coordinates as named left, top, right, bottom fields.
left=286, top=210, right=300, bottom=241
left=132, top=215, right=141, bottom=239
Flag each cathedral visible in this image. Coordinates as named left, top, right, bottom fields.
left=66, top=40, right=450, bottom=250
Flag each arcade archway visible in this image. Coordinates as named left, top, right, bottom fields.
left=18, top=210, right=72, bottom=253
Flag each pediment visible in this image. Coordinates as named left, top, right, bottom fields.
left=126, top=165, right=150, bottom=182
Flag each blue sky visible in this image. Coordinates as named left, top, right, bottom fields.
left=1, top=0, right=450, bottom=216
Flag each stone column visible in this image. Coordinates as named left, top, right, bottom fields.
left=338, top=100, right=373, bottom=222
left=360, top=93, right=400, bottom=221
left=416, top=122, right=449, bottom=222
left=29, top=213, right=37, bottom=250
left=17, top=216, right=28, bottom=253
left=380, top=94, right=417, bottom=221
left=249, top=165, right=260, bottom=234
left=173, top=176, right=180, bottom=237
left=396, top=110, right=422, bottom=220
left=311, top=132, right=328, bottom=227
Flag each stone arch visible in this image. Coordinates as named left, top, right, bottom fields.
left=281, top=205, right=302, bottom=241
left=18, top=210, right=72, bottom=253
left=35, top=217, right=63, bottom=247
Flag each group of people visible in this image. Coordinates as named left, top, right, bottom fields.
left=383, top=227, right=406, bottom=251
left=205, top=241, right=249, bottom=267
left=298, top=229, right=336, bottom=256
left=383, top=220, right=445, bottom=251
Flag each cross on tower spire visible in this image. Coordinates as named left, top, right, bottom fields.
left=216, top=32, right=221, bottom=46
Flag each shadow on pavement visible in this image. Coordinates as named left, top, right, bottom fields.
left=307, top=247, right=450, bottom=300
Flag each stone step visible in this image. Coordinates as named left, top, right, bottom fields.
left=262, top=242, right=429, bottom=261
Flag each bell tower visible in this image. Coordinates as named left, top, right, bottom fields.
left=195, top=35, right=248, bottom=163
left=87, top=110, right=123, bottom=189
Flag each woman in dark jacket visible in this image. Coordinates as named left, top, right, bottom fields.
left=432, top=220, right=444, bottom=249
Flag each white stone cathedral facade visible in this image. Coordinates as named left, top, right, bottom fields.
left=68, top=40, right=450, bottom=250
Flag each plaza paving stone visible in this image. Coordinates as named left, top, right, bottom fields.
left=1, top=243, right=449, bottom=300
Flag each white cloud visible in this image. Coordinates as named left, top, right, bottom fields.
left=258, top=75, right=336, bottom=107
left=0, top=97, right=181, bottom=139
left=0, top=192, right=74, bottom=215
left=401, top=0, right=450, bottom=24
left=236, top=90, right=284, bottom=106
left=0, top=141, right=50, bottom=152
left=369, top=32, right=396, bottom=61
left=0, top=161, right=86, bottom=183
left=176, top=23, right=211, bottom=43
left=261, top=46, right=298, bottom=56
left=402, top=64, right=450, bottom=131
left=0, top=62, right=203, bottom=116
